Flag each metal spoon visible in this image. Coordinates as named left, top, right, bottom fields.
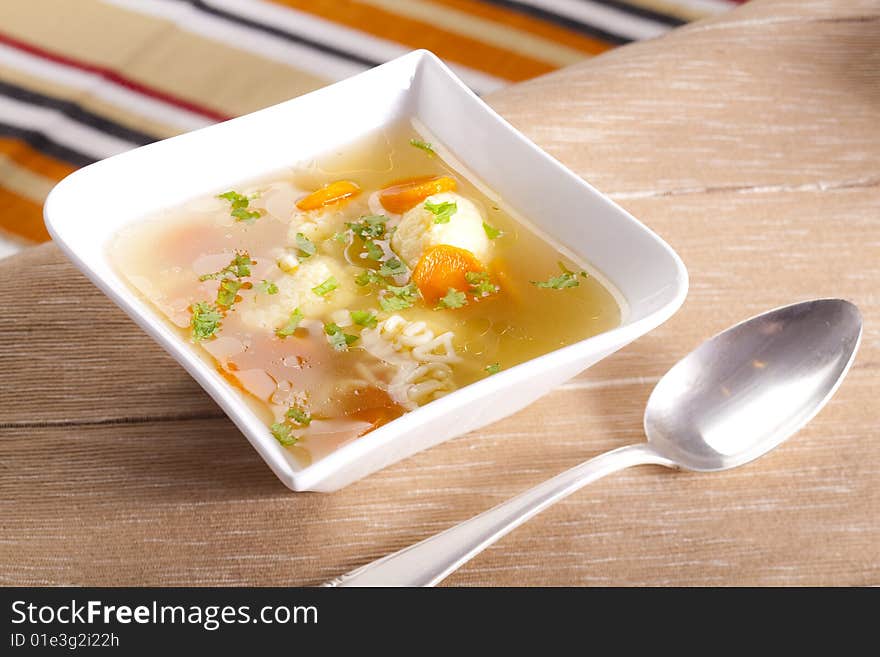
left=325, top=298, right=862, bottom=587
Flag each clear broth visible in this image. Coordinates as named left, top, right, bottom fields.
left=112, top=121, right=621, bottom=465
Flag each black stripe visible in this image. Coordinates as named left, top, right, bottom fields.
left=479, top=0, right=631, bottom=44
left=0, top=122, right=96, bottom=168
left=0, top=80, right=159, bottom=146
left=583, top=0, right=686, bottom=27
left=173, top=0, right=381, bottom=69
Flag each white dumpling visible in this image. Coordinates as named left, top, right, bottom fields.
left=239, top=255, right=356, bottom=331
left=390, top=191, right=490, bottom=268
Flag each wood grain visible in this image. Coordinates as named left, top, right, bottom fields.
left=1, top=0, right=878, bottom=586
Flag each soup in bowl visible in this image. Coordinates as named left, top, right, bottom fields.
left=112, top=122, right=621, bottom=466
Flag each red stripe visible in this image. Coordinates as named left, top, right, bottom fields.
left=0, top=31, right=232, bottom=123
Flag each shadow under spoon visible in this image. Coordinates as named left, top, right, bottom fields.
left=324, top=298, right=862, bottom=587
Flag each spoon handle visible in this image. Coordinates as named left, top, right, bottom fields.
left=323, top=443, right=676, bottom=587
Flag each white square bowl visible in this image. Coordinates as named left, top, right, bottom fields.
left=44, top=50, right=687, bottom=492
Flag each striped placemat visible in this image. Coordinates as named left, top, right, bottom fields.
left=0, top=0, right=743, bottom=257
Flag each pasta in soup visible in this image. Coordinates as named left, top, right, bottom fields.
left=111, top=123, right=621, bottom=465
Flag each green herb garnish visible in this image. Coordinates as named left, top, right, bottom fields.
left=424, top=200, right=457, bottom=224
left=379, top=258, right=407, bottom=278
left=199, top=251, right=254, bottom=281
left=465, top=271, right=497, bottom=296
left=270, top=422, right=298, bottom=446
left=355, top=269, right=384, bottom=287
left=285, top=405, right=311, bottom=427
left=191, top=301, right=223, bottom=342
left=324, top=323, right=358, bottom=351
left=199, top=252, right=254, bottom=309
left=216, top=278, right=242, bottom=307
left=218, top=190, right=261, bottom=223
left=379, top=283, right=419, bottom=312
left=482, top=221, right=503, bottom=239
left=485, top=363, right=501, bottom=375
left=275, top=308, right=304, bottom=338
left=259, top=280, right=279, bottom=295
left=437, top=287, right=467, bottom=309
left=347, top=215, right=387, bottom=239
left=312, top=276, right=339, bottom=297
left=333, top=232, right=348, bottom=244
left=295, top=232, right=316, bottom=258
left=364, top=240, right=384, bottom=261
left=530, top=262, right=587, bottom=290
left=231, top=207, right=261, bottom=222
left=409, top=138, right=435, bottom=156
left=350, top=310, right=378, bottom=328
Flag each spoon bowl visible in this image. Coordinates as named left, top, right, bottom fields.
left=646, top=298, right=862, bottom=471
left=326, top=298, right=862, bottom=586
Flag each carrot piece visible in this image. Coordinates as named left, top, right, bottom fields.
left=296, top=180, right=361, bottom=211
left=378, top=175, right=457, bottom=214
left=412, top=244, right=484, bottom=305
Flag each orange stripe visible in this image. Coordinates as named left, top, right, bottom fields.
left=0, top=137, right=77, bottom=182
left=428, top=0, right=613, bottom=55
left=0, top=186, right=50, bottom=242
left=267, top=0, right=556, bottom=81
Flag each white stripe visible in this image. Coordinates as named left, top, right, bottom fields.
left=0, top=94, right=137, bottom=160
left=520, top=0, right=671, bottom=41
left=207, top=0, right=506, bottom=94
left=0, top=43, right=214, bottom=133
left=665, top=0, right=738, bottom=15
left=210, top=0, right=410, bottom=66
left=102, top=0, right=504, bottom=95
left=103, top=0, right=367, bottom=82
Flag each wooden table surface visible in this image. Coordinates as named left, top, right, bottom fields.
left=1, top=0, right=878, bottom=586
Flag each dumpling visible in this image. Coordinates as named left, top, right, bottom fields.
left=239, top=254, right=357, bottom=331
left=390, top=191, right=491, bottom=268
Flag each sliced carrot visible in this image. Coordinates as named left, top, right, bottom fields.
left=378, top=175, right=457, bottom=214
left=354, top=405, right=405, bottom=436
left=412, top=244, right=484, bottom=305
left=296, top=180, right=361, bottom=211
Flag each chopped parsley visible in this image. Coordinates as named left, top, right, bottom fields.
left=424, top=199, right=457, bottom=224
left=465, top=271, right=497, bottom=296
left=485, top=363, right=502, bottom=375
left=199, top=251, right=254, bottom=281
left=482, top=221, right=503, bottom=239
left=409, top=138, right=435, bottom=156
left=324, top=323, right=358, bottom=351
left=191, top=301, right=223, bottom=342
left=275, top=308, right=304, bottom=338
left=355, top=269, right=384, bottom=287
left=364, top=240, right=384, bottom=261
left=379, top=258, right=407, bottom=278
left=379, top=283, right=419, bottom=312
left=270, top=422, right=298, bottom=446
left=530, top=262, right=587, bottom=290
left=216, top=278, right=242, bottom=307
left=259, top=280, right=279, bottom=295
left=231, top=207, right=261, bottom=222
left=198, top=251, right=254, bottom=309
left=437, top=287, right=467, bottom=309
left=285, top=405, right=312, bottom=427
left=347, top=214, right=387, bottom=239
left=350, top=310, right=378, bottom=328
left=218, top=190, right=261, bottom=223
left=333, top=232, right=349, bottom=244
left=295, top=232, right=316, bottom=258
left=312, top=276, right=339, bottom=297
